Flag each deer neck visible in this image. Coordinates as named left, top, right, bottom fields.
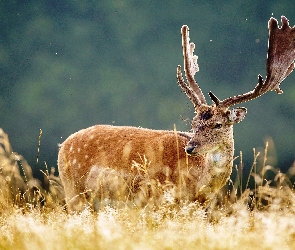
left=195, top=133, right=234, bottom=202
left=207, top=139, right=234, bottom=170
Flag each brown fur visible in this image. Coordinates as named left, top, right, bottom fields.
left=58, top=125, right=209, bottom=210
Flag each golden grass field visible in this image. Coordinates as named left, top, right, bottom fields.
left=1, top=128, right=295, bottom=250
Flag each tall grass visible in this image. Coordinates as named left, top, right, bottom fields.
left=0, top=128, right=295, bottom=249
left=0, top=128, right=64, bottom=212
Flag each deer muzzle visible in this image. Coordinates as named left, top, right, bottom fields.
left=185, top=145, right=196, bottom=155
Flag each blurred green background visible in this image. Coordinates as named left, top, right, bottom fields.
left=1, top=0, right=294, bottom=177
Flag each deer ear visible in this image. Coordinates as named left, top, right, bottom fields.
left=229, top=108, right=247, bottom=124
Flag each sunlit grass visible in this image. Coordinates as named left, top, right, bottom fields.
left=1, top=128, right=295, bottom=250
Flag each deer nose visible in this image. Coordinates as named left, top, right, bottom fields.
left=185, top=146, right=195, bottom=155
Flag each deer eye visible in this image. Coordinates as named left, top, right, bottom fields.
left=214, top=123, right=222, bottom=129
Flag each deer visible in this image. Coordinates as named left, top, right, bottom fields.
left=58, top=16, right=295, bottom=211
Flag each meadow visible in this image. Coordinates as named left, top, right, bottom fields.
left=0, top=128, right=295, bottom=250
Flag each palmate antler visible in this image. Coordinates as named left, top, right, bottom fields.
left=216, top=16, right=295, bottom=108
left=177, top=16, right=295, bottom=108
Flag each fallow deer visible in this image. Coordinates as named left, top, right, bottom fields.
left=58, top=16, right=295, bottom=211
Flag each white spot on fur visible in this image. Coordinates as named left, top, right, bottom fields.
left=72, top=159, right=77, bottom=165
left=77, top=148, right=81, bottom=153
left=85, top=155, right=89, bottom=159
left=158, top=142, right=164, bottom=153
left=70, top=146, right=73, bottom=152
left=122, top=141, right=132, bottom=159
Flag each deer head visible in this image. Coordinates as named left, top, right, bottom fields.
left=177, top=16, right=295, bottom=156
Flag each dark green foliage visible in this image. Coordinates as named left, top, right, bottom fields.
left=0, top=0, right=294, bottom=172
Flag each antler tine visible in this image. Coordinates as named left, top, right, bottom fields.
left=217, top=16, right=295, bottom=108
left=215, top=75, right=264, bottom=107
left=177, top=65, right=201, bottom=108
left=181, top=25, right=207, bottom=105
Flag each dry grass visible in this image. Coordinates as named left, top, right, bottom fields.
left=1, top=128, right=295, bottom=249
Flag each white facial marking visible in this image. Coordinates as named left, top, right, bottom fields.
left=209, top=152, right=227, bottom=174
left=210, top=152, right=222, bottom=163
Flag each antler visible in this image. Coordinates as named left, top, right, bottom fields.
left=215, top=16, right=295, bottom=108
left=177, top=25, right=207, bottom=108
